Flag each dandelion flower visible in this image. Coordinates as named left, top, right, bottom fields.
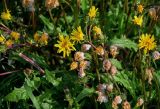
left=88, top=6, right=98, bottom=19
left=45, top=0, right=59, bottom=9
left=0, top=35, right=6, bottom=43
left=137, top=4, right=144, bottom=13
left=95, top=46, right=104, bottom=56
left=138, top=34, right=157, bottom=54
left=93, top=26, right=102, bottom=35
left=132, top=15, right=143, bottom=27
left=74, top=52, right=85, bottom=61
left=10, top=31, right=20, bottom=41
left=71, top=26, right=84, bottom=43
left=54, top=34, right=75, bottom=57
left=1, top=9, right=12, bottom=20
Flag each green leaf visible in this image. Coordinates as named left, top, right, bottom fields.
left=39, top=14, right=54, bottom=31
left=45, top=70, right=62, bottom=87
left=114, top=71, right=136, bottom=97
left=81, top=0, right=89, bottom=13
left=110, top=38, right=138, bottom=51
left=110, top=59, right=122, bottom=69
left=76, top=88, right=94, bottom=102
left=5, top=87, right=29, bottom=102
left=24, top=83, right=41, bottom=109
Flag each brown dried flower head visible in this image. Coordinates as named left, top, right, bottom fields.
left=45, top=0, right=59, bottom=10
left=123, top=101, right=131, bottom=109
left=110, top=65, right=117, bottom=76
left=103, top=59, right=112, bottom=71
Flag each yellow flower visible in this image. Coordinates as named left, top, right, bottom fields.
left=6, top=39, right=13, bottom=47
left=54, top=34, right=76, bottom=57
left=70, top=61, right=78, bottom=70
left=70, top=26, right=84, bottom=43
left=138, top=34, right=157, bottom=54
left=93, top=26, right=102, bottom=35
left=39, top=32, right=48, bottom=45
left=11, top=31, right=20, bottom=40
left=34, top=32, right=40, bottom=42
left=137, top=4, right=144, bottom=13
left=133, top=15, right=143, bottom=27
left=0, top=35, right=6, bottom=43
left=1, top=9, right=12, bottom=20
left=88, top=6, right=98, bottom=19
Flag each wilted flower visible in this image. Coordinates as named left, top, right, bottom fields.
left=95, top=46, right=104, bottom=56
left=97, top=91, right=108, bottom=104
left=145, top=67, right=154, bottom=84
left=71, top=26, right=84, bottom=43
left=123, top=101, right=131, bottom=109
left=103, top=59, right=112, bottom=71
left=22, top=0, right=35, bottom=11
left=138, top=34, right=157, bottom=54
left=88, top=6, right=98, bottom=19
left=110, top=45, right=119, bottom=58
left=79, top=60, right=90, bottom=69
left=97, top=84, right=106, bottom=93
left=1, top=9, right=12, bottom=20
left=132, top=15, right=143, bottom=27
left=110, top=65, right=117, bottom=76
left=6, top=39, right=13, bottom=47
left=149, top=8, right=158, bottom=21
left=137, top=4, right=144, bottom=13
left=114, top=95, right=122, bottom=104
left=81, top=44, right=91, bottom=51
left=70, top=61, right=78, bottom=70
left=54, top=34, right=76, bottom=57
left=45, top=0, right=59, bottom=9
left=152, top=51, right=160, bottom=60
left=74, top=52, right=85, bottom=61
left=78, top=68, right=85, bottom=78
left=10, top=31, right=20, bottom=41
left=39, top=32, right=48, bottom=45
left=106, top=84, right=113, bottom=92
left=112, top=101, right=118, bottom=109
left=136, top=98, right=144, bottom=107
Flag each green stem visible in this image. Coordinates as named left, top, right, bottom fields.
left=48, top=9, right=55, bottom=24
left=3, top=0, right=7, bottom=11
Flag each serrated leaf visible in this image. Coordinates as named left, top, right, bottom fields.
left=110, top=38, right=138, bottom=51
left=45, top=70, right=62, bottom=87
left=114, top=71, right=135, bottom=97
left=110, top=59, right=122, bottom=69
left=76, top=88, right=94, bottom=102
left=39, top=14, right=54, bottom=31
left=5, top=87, right=29, bottom=102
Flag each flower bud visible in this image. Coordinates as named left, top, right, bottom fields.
left=145, top=67, right=154, bottom=84
left=22, top=0, right=35, bottom=11
left=79, top=60, right=90, bottom=69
